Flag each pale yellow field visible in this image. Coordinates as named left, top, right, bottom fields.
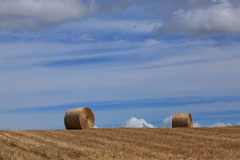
left=0, top=126, right=240, bottom=160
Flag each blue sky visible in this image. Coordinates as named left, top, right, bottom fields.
left=0, top=0, right=240, bottom=129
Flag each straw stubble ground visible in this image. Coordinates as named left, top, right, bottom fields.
left=0, top=126, right=240, bottom=159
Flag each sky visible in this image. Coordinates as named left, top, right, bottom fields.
left=0, top=0, right=240, bottom=130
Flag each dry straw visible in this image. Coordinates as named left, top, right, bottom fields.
left=172, top=113, right=193, bottom=128
left=64, top=107, right=95, bottom=130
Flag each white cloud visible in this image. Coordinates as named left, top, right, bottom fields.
left=93, top=125, right=98, bottom=128
left=211, top=122, right=232, bottom=127
left=236, top=122, right=240, bottom=126
left=161, top=116, right=172, bottom=128
left=120, top=117, right=155, bottom=128
left=154, top=0, right=240, bottom=37
left=0, top=0, right=96, bottom=30
left=193, top=122, right=202, bottom=127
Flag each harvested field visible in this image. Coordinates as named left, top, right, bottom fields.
left=0, top=126, right=240, bottom=160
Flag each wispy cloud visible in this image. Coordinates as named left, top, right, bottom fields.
left=1, top=39, right=240, bottom=111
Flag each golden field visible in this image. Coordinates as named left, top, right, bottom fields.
left=0, top=126, right=240, bottom=160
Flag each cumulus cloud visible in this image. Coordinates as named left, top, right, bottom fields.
left=161, top=116, right=172, bottom=128
left=0, top=0, right=96, bottom=30
left=211, top=122, right=232, bottom=127
left=120, top=117, right=155, bottom=128
left=154, top=0, right=240, bottom=37
left=193, top=122, right=202, bottom=127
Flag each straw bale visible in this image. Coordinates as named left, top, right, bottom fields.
left=64, top=107, right=95, bottom=130
left=172, top=113, right=193, bottom=128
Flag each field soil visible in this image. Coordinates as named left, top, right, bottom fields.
left=0, top=126, right=240, bottom=160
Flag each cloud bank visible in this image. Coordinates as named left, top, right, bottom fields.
left=1, top=0, right=240, bottom=37
left=0, top=0, right=144, bottom=30
left=0, top=0, right=96, bottom=30
left=154, top=0, right=240, bottom=37
left=121, top=117, right=155, bottom=128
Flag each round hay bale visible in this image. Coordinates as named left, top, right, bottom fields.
left=172, top=113, right=193, bottom=128
left=64, top=107, right=95, bottom=130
